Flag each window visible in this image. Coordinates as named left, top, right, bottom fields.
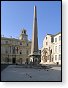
left=51, top=37, right=54, bottom=42
left=46, top=37, right=47, bottom=39
left=5, top=47, right=8, bottom=54
left=22, top=30, right=26, bottom=34
left=59, top=36, right=61, bottom=41
left=59, top=54, right=61, bottom=60
left=10, top=46, right=11, bottom=53
left=55, top=38, right=57, bottom=42
left=55, top=46, right=57, bottom=53
left=5, top=41, right=8, bottom=44
left=27, top=44, right=28, bottom=46
left=20, top=50, right=22, bottom=54
left=20, top=42, right=22, bottom=45
left=51, top=49, right=52, bottom=54
left=55, top=55, right=57, bottom=60
left=16, top=47, right=18, bottom=54
left=59, top=45, right=61, bottom=53
left=20, top=52, right=22, bottom=54
left=13, top=46, right=15, bottom=54
left=46, top=42, right=48, bottom=45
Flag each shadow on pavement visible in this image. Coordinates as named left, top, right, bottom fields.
left=1, top=64, right=10, bottom=71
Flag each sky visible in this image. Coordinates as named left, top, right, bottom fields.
left=1, top=1, right=61, bottom=49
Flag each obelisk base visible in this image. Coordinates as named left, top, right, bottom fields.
left=29, top=51, right=41, bottom=65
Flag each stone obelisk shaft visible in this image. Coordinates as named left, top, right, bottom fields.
left=31, top=6, right=38, bottom=54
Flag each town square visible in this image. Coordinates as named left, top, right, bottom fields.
left=1, top=1, right=61, bottom=81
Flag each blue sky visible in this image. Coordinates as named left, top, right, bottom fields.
left=1, top=1, right=61, bottom=49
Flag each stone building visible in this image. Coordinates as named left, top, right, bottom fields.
left=53, top=32, right=61, bottom=64
left=41, top=32, right=61, bottom=65
left=1, top=29, right=31, bottom=64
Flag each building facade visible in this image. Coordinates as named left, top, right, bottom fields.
left=1, top=29, right=31, bottom=64
left=53, top=33, right=61, bottom=64
left=41, top=32, right=61, bottom=65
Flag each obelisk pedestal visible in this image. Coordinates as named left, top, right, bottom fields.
left=29, top=6, right=41, bottom=65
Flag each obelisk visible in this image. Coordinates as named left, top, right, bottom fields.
left=29, top=6, right=41, bottom=64
left=31, top=5, right=38, bottom=54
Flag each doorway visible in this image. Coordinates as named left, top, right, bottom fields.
left=20, top=58, right=22, bottom=64
left=12, top=58, right=16, bottom=64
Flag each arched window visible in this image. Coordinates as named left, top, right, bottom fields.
left=51, top=49, right=52, bottom=54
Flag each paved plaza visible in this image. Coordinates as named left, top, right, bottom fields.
left=1, top=65, right=61, bottom=81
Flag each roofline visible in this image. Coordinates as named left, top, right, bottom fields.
left=43, top=32, right=61, bottom=41
left=54, top=32, right=61, bottom=36
left=1, top=37, right=20, bottom=41
left=47, top=32, right=61, bottom=36
left=47, top=34, right=53, bottom=35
